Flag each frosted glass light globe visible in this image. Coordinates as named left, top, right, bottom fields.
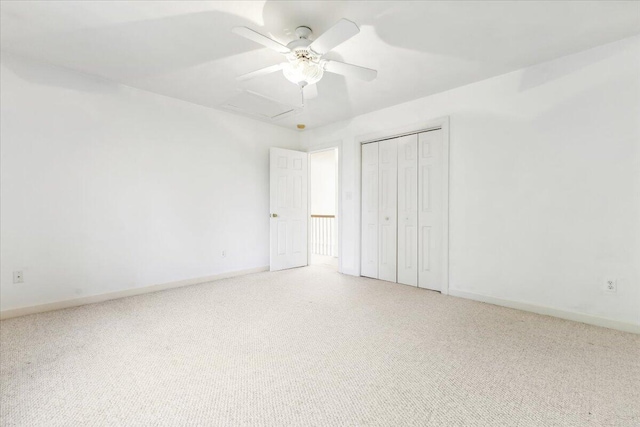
left=282, top=59, right=324, bottom=86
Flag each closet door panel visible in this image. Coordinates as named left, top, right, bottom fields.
left=397, top=134, right=418, bottom=286
left=360, top=142, right=379, bottom=278
left=418, top=130, right=443, bottom=291
left=378, top=138, right=398, bottom=282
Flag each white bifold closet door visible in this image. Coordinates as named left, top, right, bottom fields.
left=360, top=128, right=444, bottom=289
left=418, top=129, right=444, bottom=291
left=397, top=134, right=418, bottom=286
left=378, top=138, right=398, bottom=282
left=360, top=143, right=379, bottom=278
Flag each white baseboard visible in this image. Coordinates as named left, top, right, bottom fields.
left=0, top=266, right=269, bottom=320
left=448, top=289, right=640, bottom=334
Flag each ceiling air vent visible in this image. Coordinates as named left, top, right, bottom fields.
left=222, top=90, right=300, bottom=121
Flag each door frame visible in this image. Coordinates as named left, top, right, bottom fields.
left=355, top=116, right=450, bottom=294
left=307, top=144, right=342, bottom=272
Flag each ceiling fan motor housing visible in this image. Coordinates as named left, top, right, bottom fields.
left=295, top=26, right=312, bottom=39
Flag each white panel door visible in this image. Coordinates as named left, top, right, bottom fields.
left=418, top=130, right=443, bottom=290
left=397, top=134, right=418, bottom=286
left=270, top=147, right=308, bottom=271
left=378, top=138, right=398, bottom=282
left=360, top=142, right=379, bottom=278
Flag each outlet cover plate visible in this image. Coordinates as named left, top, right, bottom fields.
left=604, top=278, right=617, bottom=293
left=13, top=271, right=24, bottom=283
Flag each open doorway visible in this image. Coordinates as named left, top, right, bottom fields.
left=309, top=148, right=339, bottom=269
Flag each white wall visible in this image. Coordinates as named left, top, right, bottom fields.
left=303, top=36, right=640, bottom=326
left=309, top=149, right=337, bottom=216
left=0, top=53, right=301, bottom=311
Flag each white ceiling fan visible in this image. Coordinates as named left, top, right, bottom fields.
left=232, top=19, right=377, bottom=101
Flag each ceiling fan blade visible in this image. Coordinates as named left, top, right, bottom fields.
left=236, top=64, right=284, bottom=82
left=324, top=60, right=377, bottom=81
left=309, top=19, right=360, bottom=55
left=303, top=83, right=318, bottom=99
left=232, top=27, right=290, bottom=54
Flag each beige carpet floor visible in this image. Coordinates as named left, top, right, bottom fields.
left=1, top=265, right=639, bottom=426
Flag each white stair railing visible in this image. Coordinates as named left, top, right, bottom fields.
left=310, top=215, right=336, bottom=256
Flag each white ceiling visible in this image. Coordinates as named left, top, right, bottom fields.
left=2, top=1, right=639, bottom=130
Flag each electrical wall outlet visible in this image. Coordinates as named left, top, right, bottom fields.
left=13, top=271, right=24, bottom=283
left=604, top=278, right=617, bottom=293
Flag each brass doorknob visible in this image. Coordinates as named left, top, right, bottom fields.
left=271, top=213, right=278, bottom=218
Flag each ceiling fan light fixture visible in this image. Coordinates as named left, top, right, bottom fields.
left=232, top=18, right=376, bottom=100
left=282, top=59, right=324, bottom=86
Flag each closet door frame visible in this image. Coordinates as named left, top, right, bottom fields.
left=357, top=117, right=450, bottom=295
